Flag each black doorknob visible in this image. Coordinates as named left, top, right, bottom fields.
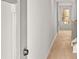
left=23, top=48, right=29, bottom=56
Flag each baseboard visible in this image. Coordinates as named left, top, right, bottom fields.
left=45, top=33, right=57, bottom=59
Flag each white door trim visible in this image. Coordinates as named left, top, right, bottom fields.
left=11, top=4, right=16, bottom=59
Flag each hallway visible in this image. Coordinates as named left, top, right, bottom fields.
left=47, top=30, right=76, bottom=59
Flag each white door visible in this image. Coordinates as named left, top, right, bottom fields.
left=1, top=1, right=16, bottom=59
left=27, top=0, right=53, bottom=59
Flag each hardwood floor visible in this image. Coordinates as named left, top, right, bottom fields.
left=47, top=30, right=76, bottom=59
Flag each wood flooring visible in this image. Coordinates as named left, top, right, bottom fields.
left=47, top=30, right=76, bottom=59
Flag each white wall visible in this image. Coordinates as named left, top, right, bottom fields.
left=1, top=1, right=16, bottom=59
left=27, top=0, right=57, bottom=59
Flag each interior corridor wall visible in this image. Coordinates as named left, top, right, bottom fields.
left=56, top=0, right=77, bottom=39
left=27, top=0, right=57, bottom=59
